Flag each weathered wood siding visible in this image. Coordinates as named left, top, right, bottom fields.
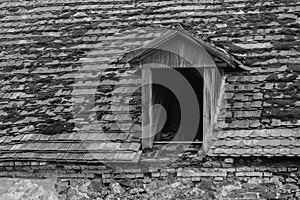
left=140, top=36, right=215, bottom=68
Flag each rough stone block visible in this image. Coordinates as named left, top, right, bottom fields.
left=191, top=177, right=201, bottom=182
left=236, top=172, right=263, bottom=177
left=160, top=173, right=168, bottom=177
left=180, top=171, right=227, bottom=177
left=236, top=167, right=255, bottom=172
left=135, top=173, right=144, bottom=178
left=126, top=174, right=135, bottom=179
left=124, top=168, right=142, bottom=173
left=166, top=168, right=176, bottom=173
left=151, top=172, right=160, bottom=177
left=102, top=174, right=111, bottom=179
left=277, top=167, right=288, bottom=172
left=215, top=177, right=224, bottom=181
left=211, top=161, right=222, bottom=168
left=288, top=168, right=298, bottom=172
left=285, top=178, right=297, bottom=183
left=149, top=167, right=159, bottom=172
left=222, top=163, right=233, bottom=168
left=263, top=172, right=273, bottom=177
left=224, top=158, right=234, bottom=164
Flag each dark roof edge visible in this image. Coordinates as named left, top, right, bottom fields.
left=178, top=29, right=252, bottom=71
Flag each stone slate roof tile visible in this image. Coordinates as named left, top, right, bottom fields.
left=210, top=63, right=300, bottom=156
left=0, top=0, right=299, bottom=161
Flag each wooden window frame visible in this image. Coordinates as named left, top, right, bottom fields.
left=142, top=66, right=219, bottom=151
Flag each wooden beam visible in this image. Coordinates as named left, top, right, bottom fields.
left=202, top=68, right=214, bottom=152
left=142, top=66, right=153, bottom=149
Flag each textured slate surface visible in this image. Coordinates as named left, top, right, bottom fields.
left=209, top=68, right=300, bottom=156
left=0, top=0, right=299, bottom=161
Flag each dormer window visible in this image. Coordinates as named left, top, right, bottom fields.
left=122, top=29, right=244, bottom=153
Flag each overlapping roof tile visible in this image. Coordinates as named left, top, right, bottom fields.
left=209, top=68, right=300, bottom=156
left=0, top=0, right=299, bottom=161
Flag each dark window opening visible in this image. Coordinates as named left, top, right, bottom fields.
left=151, top=68, right=203, bottom=143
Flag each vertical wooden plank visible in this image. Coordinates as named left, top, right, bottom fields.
left=142, top=65, right=153, bottom=149
left=202, top=68, right=214, bottom=152
left=213, top=68, right=222, bottom=121
left=211, top=68, right=216, bottom=116
left=203, top=68, right=208, bottom=151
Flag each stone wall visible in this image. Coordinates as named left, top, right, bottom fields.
left=1, top=156, right=300, bottom=199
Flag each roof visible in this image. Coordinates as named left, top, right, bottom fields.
left=0, top=26, right=167, bottom=163
left=0, top=0, right=299, bottom=162
left=208, top=66, right=300, bottom=157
